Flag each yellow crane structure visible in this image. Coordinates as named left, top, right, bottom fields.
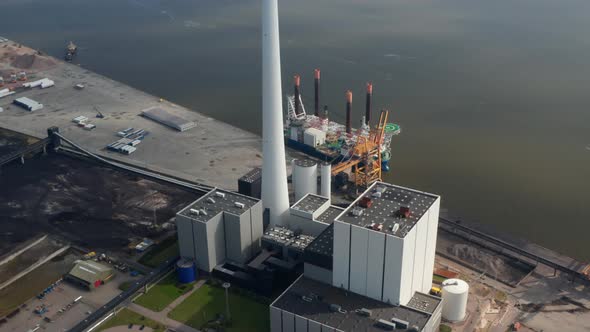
left=331, top=109, right=389, bottom=188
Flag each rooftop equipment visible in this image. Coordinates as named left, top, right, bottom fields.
left=375, top=319, right=396, bottom=330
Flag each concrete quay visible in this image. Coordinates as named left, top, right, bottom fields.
left=0, top=40, right=263, bottom=190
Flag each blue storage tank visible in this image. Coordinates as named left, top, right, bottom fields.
left=177, top=259, right=196, bottom=284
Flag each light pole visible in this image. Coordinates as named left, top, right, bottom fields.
left=222, top=282, right=231, bottom=323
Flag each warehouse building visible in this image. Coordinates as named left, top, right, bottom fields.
left=332, top=182, right=440, bottom=305
left=13, top=97, right=43, bottom=111
left=141, top=107, right=196, bottom=131
left=270, top=276, right=442, bottom=332
left=65, top=260, right=114, bottom=290
left=176, top=188, right=264, bottom=272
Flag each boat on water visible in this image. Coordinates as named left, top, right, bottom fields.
left=65, top=41, right=77, bottom=61
left=283, top=72, right=401, bottom=174
left=67, top=41, right=77, bottom=54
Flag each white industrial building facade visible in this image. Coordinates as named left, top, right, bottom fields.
left=176, top=189, right=264, bottom=272
left=271, top=182, right=443, bottom=332
left=332, top=182, right=440, bottom=305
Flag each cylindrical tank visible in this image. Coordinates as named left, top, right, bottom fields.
left=441, top=278, right=469, bottom=322
left=320, top=162, right=331, bottom=199
left=177, top=258, right=196, bottom=284
left=292, top=159, right=318, bottom=201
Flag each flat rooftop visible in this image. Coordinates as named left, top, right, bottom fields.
left=305, top=224, right=333, bottom=259
left=304, top=224, right=333, bottom=270
left=272, top=277, right=436, bottom=332
left=336, top=182, right=438, bottom=238
left=291, top=194, right=329, bottom=215
left=316, top=206, right=344, bottom=224
left=178, top=188, right=259, bottom=223
left=406, top=292, right=441, bottom=315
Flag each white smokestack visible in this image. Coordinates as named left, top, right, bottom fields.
left=261, top=0, right=289, bottom=226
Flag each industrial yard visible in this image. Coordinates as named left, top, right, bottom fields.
left=0, top=40, right=264, bottom=190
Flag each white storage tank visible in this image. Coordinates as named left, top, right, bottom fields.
left=441, top=278, right=469, bottom=322
left=320, top=162, right=331, bottom=199
left=292, top=159, right=318, bottom=201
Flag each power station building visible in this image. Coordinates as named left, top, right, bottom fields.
left=332, top=182, right=440, bottom=305
left=270, top=182, right=443, bottom=332
left=175, top=182, right=442, bottom=331
left=270, top=276, right=442, bottom=332
left=176, top=189, right=264, bottom=272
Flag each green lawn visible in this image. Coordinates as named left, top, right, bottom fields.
left=439, top=324, right=453, bottom=332
left=168, top=283, right=270, bottom=332
left=138, top=237, right=179, bottom=268
left=433, top=274, right=447, bottom=284
left=134, top=273, right=194, bottom=312
left=98, top=308, right=165, bottom=332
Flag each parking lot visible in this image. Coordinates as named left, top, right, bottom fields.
left=1, top=268, right=141, bottom=332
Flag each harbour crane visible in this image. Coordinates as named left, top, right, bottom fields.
left=331, top=109, right=389, bottom=188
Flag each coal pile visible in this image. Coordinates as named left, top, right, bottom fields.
left=0, top=128, right=39, bottom=158
left=0, top=153, right=198, bottom=254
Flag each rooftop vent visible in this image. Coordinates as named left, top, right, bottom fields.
left=301, top=296, right=313, bottom=302
left=329, top=304, right=347, bottom=313
left=398, top=206, right=410, bottom=218
left=375, top=186, right=387, bottom=194
left=200, top=209, right=208, bottom=216
left=358, top=308, right=372, bottom=317
left=391, top=223, right=400, bottom=233
left=234, top=202, right=245, bottom=209
left=359, top=197, right=373, bottom=208
left=215, top=192, right=226, bottom=198
left=375, top=319, right=396, bottom=330
left=351, top=207, right=364, bottom=217
left=189, top=208, right=200, bottom=215
left=206, top=197, right=216, bottom=204
left=391, top=317, right=409, bottom=329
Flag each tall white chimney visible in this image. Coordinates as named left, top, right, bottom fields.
left=261, top=0, right=289, bottom=226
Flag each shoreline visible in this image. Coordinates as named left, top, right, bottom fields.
left=0, top=38, right=587, bottom=276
